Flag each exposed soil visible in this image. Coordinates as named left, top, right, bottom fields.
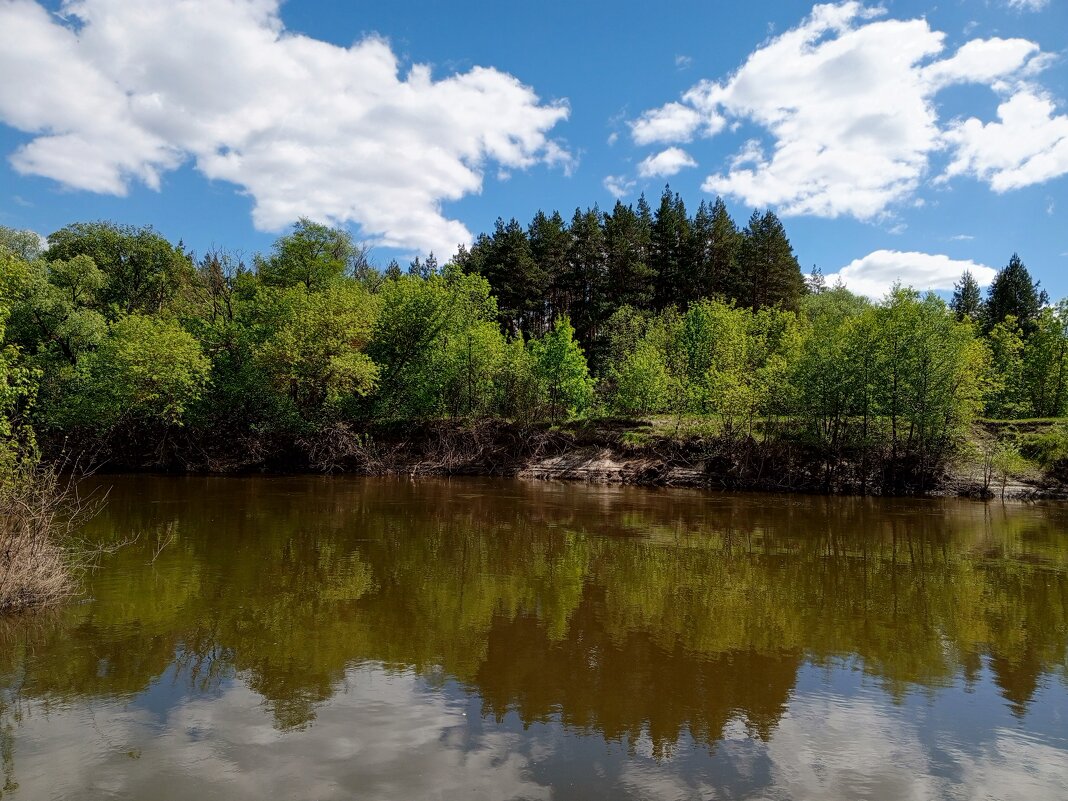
left=60, top=419, right=1068, bottom=501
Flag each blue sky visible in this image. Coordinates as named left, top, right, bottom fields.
left=1, top=0, right=1066, bottom=298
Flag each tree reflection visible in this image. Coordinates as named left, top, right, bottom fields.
left=0, top=477, right=1065, bottom=751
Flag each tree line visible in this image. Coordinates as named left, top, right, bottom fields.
left=0, top=192, right=1063, bottom=488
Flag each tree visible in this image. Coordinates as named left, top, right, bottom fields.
left=254, top=283, right=380, bottom=421
left=611, top=340, right=672, bottom=415
left=46, top=222, right=195, bottom=316
left=691, top=197, right=742, bottom=303
left=369, top=271, right=500, bottom=419
left=257, top=218, right=355, bottom=292
left=0, top=266, right=39, bottom=476
left=737, top=210, right=803, bottom=311
left=650, top=187, right=691, bottom=309
left=530, top=316, right=594, bottom=423
left=6, top=256, right=106, bottom=366
left=476, top=218, right=546, bottom=338
left=986, top=317, right=1027, bottom=418
left=603, top=201, right=655, bottom=312
left=564, top=207, right=608, bottom=357
left=951, top=270, right=983, bottom=321
left=0, top=226, right=45, bottom=262
left=983, top=254, right=1047, bottom=334
left=528, top=210, right=571, bottom=330
left=1021, top=303, right=1068, bottom=417
left=73, top=315, right=211, bottom=429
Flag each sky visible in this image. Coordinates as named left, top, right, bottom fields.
left=1, top=0, right=1067, bottom=299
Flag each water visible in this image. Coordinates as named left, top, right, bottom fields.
left=1, top=476, right=1066, bottom=800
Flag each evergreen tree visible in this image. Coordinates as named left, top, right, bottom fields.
left=703, top=197, right=742, bottom=301
left=806, top=266, right=827, bottom=295
left=737, top=210, right=803, bottom=311
left=528, top=210, right=571, bottom=332
left=564, top=207, right=608, bottom=357
left=481, top=218, right=544, bottom=338
left=984, top=254, right=1047, bottom=334
left=650, top=186, right=692, bottom=310
left=603, top=201, right=655, bottom=312
left=950, top=270, right=983, bottom=321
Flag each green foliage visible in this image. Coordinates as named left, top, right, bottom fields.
left=612, top=340, right=674, bottom=415
left=370, top=271, right=501, bottom=419
left=254, top=283, right=379, bottom=422
left=3, top=210, right=1067, bottom=487
left=68, top=315, right=210, bottom=429
left=1018, top=425, right=1068, bottom=477
left=737, top=210, right=804, bottom=312
left=0, top=305, right=39, bottom=479
left=983, top=253, right=1047, bottom=334
left=45, top=221, right=195, bottom=316
left=530, top=316, right=594, bottom=423
left=986, top=316, right=1027, bottom=418
left=0, top=225, right=45, bottom=262
left=1021, top=303, right=1068, bottom=417
left=951, top=270, right=983, bottom=321
left=256, top=218, right=357, bottom=292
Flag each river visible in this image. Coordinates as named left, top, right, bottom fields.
left=1, top=476, right=1066, bottom=800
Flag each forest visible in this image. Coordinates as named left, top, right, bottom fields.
left=0, top=187, right=1066, bottom=492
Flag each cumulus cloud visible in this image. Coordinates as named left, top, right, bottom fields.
left=637, top=147, right=697, bottom=178
left=944, top=91, right=1068, bottom=191
left=603, top=174, right=636, bottom=198
left=9, top=664, right=551, bottom=800
left=0, top=0, right=570, bottom=257
left=826, top=250, right=996, bottom=298
left=630, top=102, right=707, bottom=146
left=629, top=2, right=1055, bottom=220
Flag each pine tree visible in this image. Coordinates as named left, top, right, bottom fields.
left=737, top=210, right=803, bottom=311
left=984, top=253, right=1047, bottom=334
left=650, top=186, right=692, bottom=309
left=528, top=210, right=571, bottom=332
left=482, top=218, right=545, bottom=338
left=604, top=200, right=655, bottom=311
left=950, top=270, right=983, bottom=321
left=564, top=207, right=608, bottom=357
left=708, top=197, right=742, bottom=301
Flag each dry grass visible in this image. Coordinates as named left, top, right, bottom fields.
left=0, top=462, right=106, bottom=614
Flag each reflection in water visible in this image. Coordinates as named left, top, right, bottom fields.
left=1, top=476, right=1066, bottom=799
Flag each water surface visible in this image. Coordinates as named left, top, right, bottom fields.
left=1, top=476, right=1066, bottom=800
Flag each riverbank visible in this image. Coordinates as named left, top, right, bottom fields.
left=59, top=417, right=1068, bottom=500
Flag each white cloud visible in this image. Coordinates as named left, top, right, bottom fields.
left=603, top=174, right=636, bottom=198
left=630, top=102, right=706, bottom=146
left=630, top=2, right=1053, bottom=220
left=0, top=0, right=570, bottom=257
left=1006, top=0, right=1049, bottom=10
left=944, top=91, right=1068, bottom=191
left=826, top=249, right=996, bottom=298
left=675, top=54, right=693, bottom=70
left=765, top=692, right=1068, bottom=801
left=637, top=147, right=697, bottom=178
left=8, top=664, right=552, bottom=800
left=950, top=234, right=975, bottom=241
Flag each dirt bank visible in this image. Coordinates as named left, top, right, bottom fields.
left=67, top=419, right=1068, bottom=501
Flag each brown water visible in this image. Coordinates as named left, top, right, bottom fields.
left=1, top=476, right=1067, bottom=800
